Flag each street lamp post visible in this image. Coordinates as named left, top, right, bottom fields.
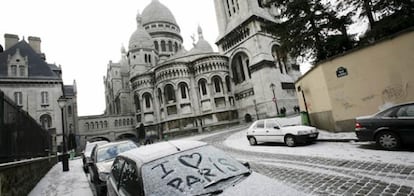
left=57, top=96, right=69, bottom=172
left=270, top=83, right=280, bottom=116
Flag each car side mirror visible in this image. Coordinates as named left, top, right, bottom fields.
left=274, top=126, right=280, bottom=129
left=242, top=161, right=250, bottom=169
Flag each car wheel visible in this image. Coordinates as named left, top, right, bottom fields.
left=376, top=131, right=400, bottom=150
left=249, top=137, right=257, bottom=146
left=285, top=135, right=296, bottom=147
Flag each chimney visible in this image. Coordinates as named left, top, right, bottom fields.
left=4, top=34, right=19, bottom=50
left=28, top=36, right=41, bottom=54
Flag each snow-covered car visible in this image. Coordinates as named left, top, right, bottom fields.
left=88, top=140, right=138, bottom=196
left=82, top=140, right=109, bottom=173
left=107, top=140, right=304, bottom=196
left=246, top=118, right=318, bottom=147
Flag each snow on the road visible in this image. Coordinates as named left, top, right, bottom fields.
left=225, top=130, right=414, bottom=165
left=29, top=158, right=92, bottom=196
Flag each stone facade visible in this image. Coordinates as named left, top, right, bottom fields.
left=0, top=34, right=78, bottom=152
left=78, top=0, right=300, bottom=145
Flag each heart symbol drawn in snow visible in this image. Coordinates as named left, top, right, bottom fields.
left=178, top=153, right=202, bottom=169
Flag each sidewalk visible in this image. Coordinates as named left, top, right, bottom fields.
left=28, top=158, right=92, bottom=196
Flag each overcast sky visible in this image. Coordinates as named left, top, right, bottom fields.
left=0, top=0, right=219, bottom=116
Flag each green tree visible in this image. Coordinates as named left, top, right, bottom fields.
left=270, top=0, right=353, bottom=63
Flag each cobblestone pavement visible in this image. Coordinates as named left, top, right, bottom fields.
left=201, top=129, right=414, bottom=196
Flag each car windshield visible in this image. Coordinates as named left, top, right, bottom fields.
left=141, top=145, right=250, bottom=196
left=97, top=142, right=136, bottom=162
left=85, top=141, right=108, bottom=156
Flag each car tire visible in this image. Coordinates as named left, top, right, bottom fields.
left=284, top=135, right=296, bottom=147
left=376, top=131, right=400, bottom=150
left=249, top=137, right=257, bottom=146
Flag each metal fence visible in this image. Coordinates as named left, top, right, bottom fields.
left=0, top=90, right=51, bottom=164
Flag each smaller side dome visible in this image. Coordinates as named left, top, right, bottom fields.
left=188, top=26, right=213, bottom=54
left=129, top=12, right=154, bottom=50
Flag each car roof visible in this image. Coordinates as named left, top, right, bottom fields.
left=97, top=140, right=136, bottom=150
left=119, top=140, right=207, bottom=165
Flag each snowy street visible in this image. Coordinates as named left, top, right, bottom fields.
left=29, top=125, right=414, bottom=196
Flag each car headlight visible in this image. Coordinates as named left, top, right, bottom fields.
left=297, top=130, right=310, bottom=135
left=99, top=172, right=109, bottom=182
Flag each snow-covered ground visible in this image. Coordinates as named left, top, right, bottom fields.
left=225, top=130, right=414, bottom=165
left=28, top=158, right=92, bottom=196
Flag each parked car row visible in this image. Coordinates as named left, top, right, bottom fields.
left=81, top=139, right=304, bottom=196
left=84, top=140, right=138, bottom=196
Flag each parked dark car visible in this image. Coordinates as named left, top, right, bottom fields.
left=106, top=140, right=304, bottom=196
left=81, top=140, right=109, bottom=173
left=88, top=140, right=138, bottom=196
left=355, top=102, right=414, bottom=150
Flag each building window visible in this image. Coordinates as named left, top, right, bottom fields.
left=41, top=92, right=49, bottom=105
left=85, top=123, right=89, bottom=130
left=11, top=65, right=17, bottom=76
left=157, top=88, right=163, bottom=105
left=115, top=120, right=118, bottom=127
left=19, top=65, right=25, bottom=76
left=134, top=94, right=141, bottom=112
left=272, top=45, right=288, bottom=74
left=161, top=40, right=166, bottom=52
left=179, top=83, right=188, bottom=99
left=168, top=41, right=173, bottom=52
left=213, top=76, right=222, bottom=93
left=68, top=105, right=72, bottom=116
left=174, top=42, right=178, bottom=52
left=40, top=114, right=52, bottom=129
left=143, top=93, right=152, bottom=109
left=198, top=79, right=208, bottom=96
left=164, top=84, right=176, bottom=103
left=154, top=41, right=159, bottom=51
left=14, top=92, right=22, bottom=106
left=104, top=121, right=108, bottom=128
left=226, top=76, right=232, bottom=92
left=231, top=52, right=250, bottom=84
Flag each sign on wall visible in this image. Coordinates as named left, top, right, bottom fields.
left=336, top=67, right=348, bottom=78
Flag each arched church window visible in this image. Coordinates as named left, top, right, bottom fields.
left=134, top=94, right=141, bottom=112
left=272, top=45, right=287, bottom=74
left=198, top=79, right=208, bottom=96
left=143, top=93, right=152, bottom=109
left=174, top=42, right=178, bottom=52
left=40, top=114, right=52, bottom=129
left=85, top=123, right=89, bottom=130
left=213, top=76, right=222, bottom=93
left=19, top=65, right=25, bottom=76
left=168, top=41, right=173, bottom=52
left=115, top=120, right=118, bottom=127
left=145, top=54, right=148, bottom=63
left=179, top=82, right=188, bottom=99
left=164, top=84, right=176, bottom=103
left=226, top=76, right=232, bottom=92
left=158, top=88, right=163, bottom=104
left=161, top=40, right=166, bottom=52
left=231, top=52, right=250, bottom=85
left=154, top=41, right=159, bottom=51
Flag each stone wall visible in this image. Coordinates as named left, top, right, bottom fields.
left=0, top=156, right=57, bottom=196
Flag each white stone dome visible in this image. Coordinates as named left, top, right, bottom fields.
left=129, top=13, right=154, bottom=50
left=141, top=0, right=178, bottom=26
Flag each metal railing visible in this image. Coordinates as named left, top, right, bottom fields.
left=0, top=90, right=51, bottom=164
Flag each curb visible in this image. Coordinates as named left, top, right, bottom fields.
left=316, top=139, right=358, bottom=143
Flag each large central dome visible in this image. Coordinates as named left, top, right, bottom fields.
left=141, top=0, right=178, bottom=26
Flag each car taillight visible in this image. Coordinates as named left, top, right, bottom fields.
left=355, top=122, right=363, bottom=129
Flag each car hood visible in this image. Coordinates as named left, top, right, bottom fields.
left=96, top=159, right=114, bottom=173
left=281, top=125, right=316, bottom=132
left=220, top=172, right=305, bottom=196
